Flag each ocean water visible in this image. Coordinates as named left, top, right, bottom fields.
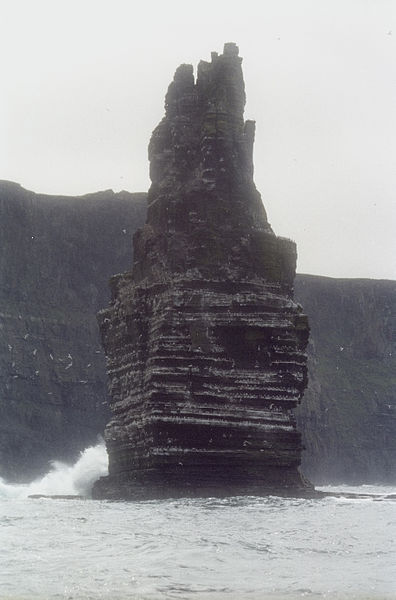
left=1, top=444, right=395, bottom=600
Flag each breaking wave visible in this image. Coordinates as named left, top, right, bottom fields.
left=0, top=442, right=108, bottom=500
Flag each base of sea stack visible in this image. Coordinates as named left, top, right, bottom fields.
left=91, top=475, right=396, bottom=502
left=92, top=467, right=313, bottom=501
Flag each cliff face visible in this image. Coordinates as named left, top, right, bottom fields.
left=0, top=180, right=146, bottom=481
left=1, top=180, right=395, bottom=486
left=295, top=275, right=396, bottom=484
left=93, top=44, right=310, bottom=500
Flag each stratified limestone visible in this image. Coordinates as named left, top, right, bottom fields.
left=93, top=44, right=310, bottom=500
left=0, top=180, right=146, bottom=482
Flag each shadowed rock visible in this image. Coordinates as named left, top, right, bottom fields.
left=0, top=180, right=146, bottom=482
left=92, top=44, right=310, bottom=500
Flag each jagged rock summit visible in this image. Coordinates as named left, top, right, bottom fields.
left=93, top=44, right=310, bottom=500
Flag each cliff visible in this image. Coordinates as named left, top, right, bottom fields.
left=0, top=180, right=146, bottom=481
left=1, top=180, right=395, bottom=485
left=295, top=274, right=396, bottom=484
left=92, top=44, right=310, bottom=500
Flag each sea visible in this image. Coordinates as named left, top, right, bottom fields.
left=1, top=443, right=395, bottom=600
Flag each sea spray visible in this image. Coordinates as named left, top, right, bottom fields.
left=0, top=442, right=108, bottom=500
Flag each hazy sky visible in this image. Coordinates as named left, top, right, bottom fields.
left=1, top=0, right=395, bottom=279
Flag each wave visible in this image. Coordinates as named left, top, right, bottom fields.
left=2, top=449, right=395, bottom=502
left=317, top=483, right=396, bottom=496
left=0, top=442, right=108, bottom=500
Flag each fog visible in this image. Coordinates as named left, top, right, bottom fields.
left=2, top=0, right=395, bottom=278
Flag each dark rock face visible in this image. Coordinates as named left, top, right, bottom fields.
left=295, top=275, right=396, bottom=484
left=93, top=44, right=310, bottom=500
left=0, top=180, right=146, bottom=481
left=1, top=180, right=395, bottom=487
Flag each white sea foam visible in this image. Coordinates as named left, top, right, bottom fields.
left=0, top=442, right=108, bottom=499
left=317, top=483, right=396, bottom=496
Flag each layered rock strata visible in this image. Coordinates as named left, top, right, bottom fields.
left=0, top=180, right=145, bottom=481
left=2, top=182, right=395, bottom=486
left=93, top=43, right=310, bottom=499
left=295, top=274, right=396, bottom=484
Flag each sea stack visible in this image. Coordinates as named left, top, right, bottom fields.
left=93, top=43, right=310, bottom=500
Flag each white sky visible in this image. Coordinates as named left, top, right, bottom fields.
left=1, top=0, right=395, bottom=279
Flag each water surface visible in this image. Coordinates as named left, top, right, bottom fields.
left=1, top=445, right=395, bottom=599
